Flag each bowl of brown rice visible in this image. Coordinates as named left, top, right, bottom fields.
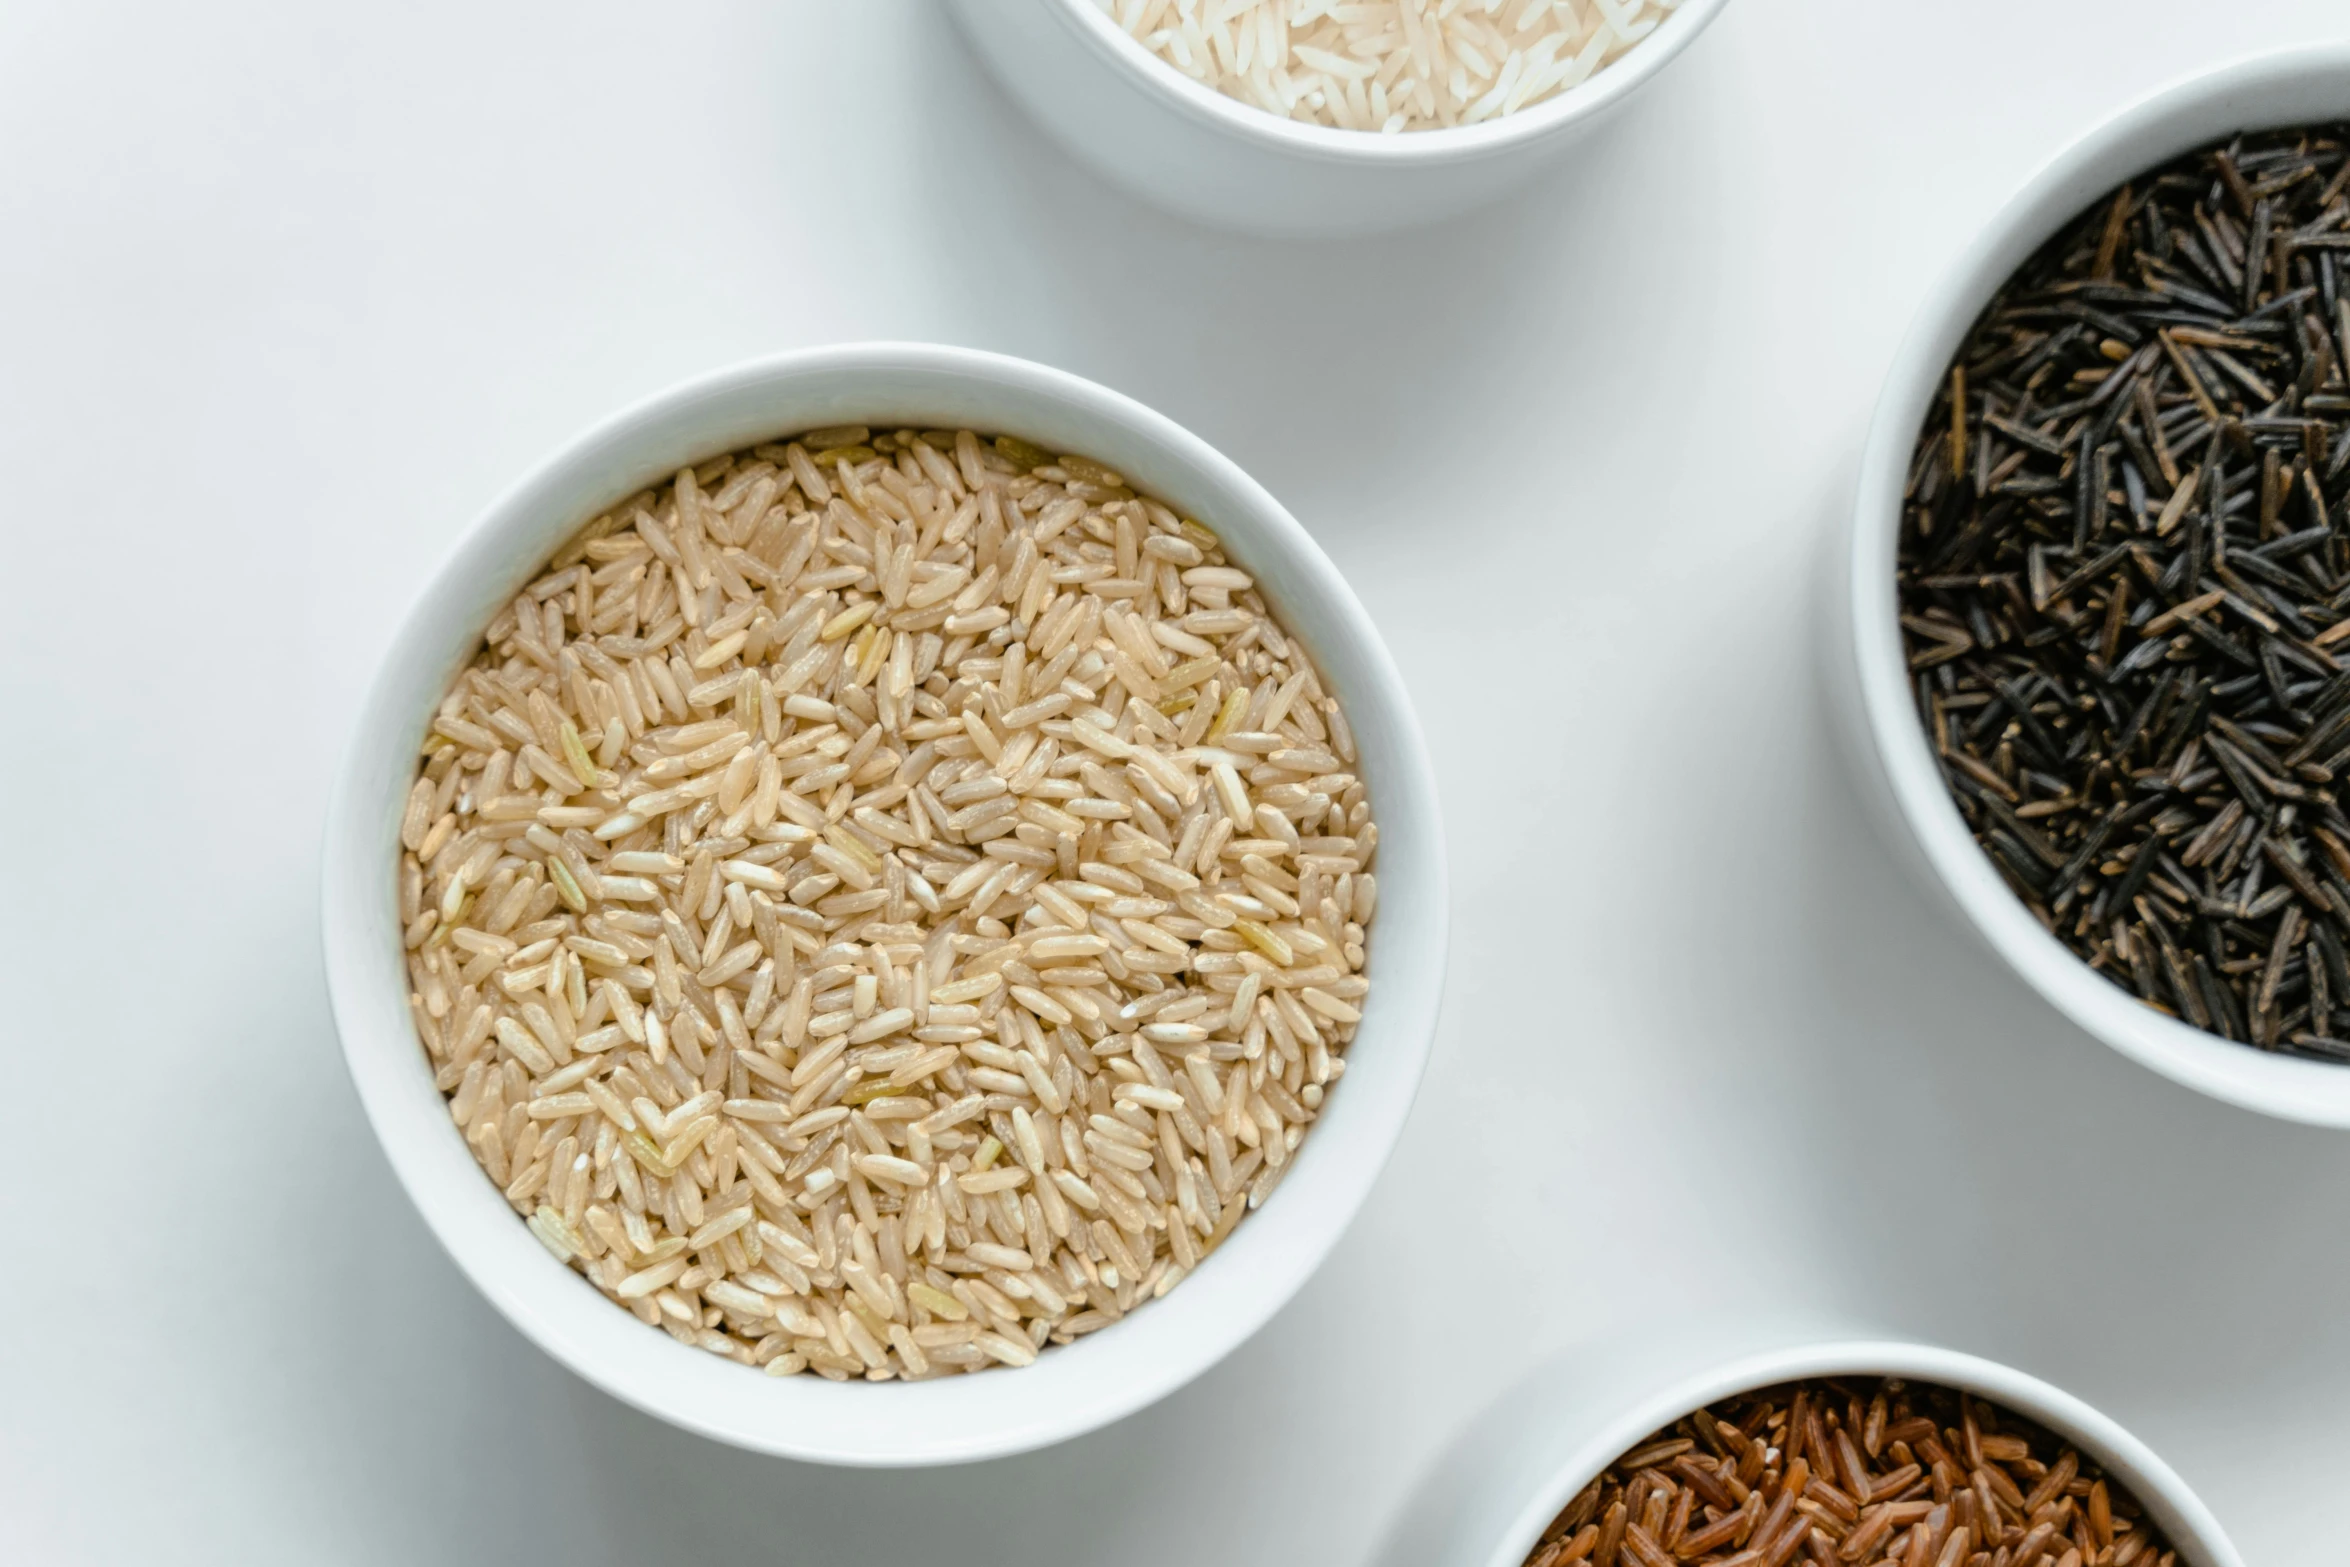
left=1376, top=1321, right=2240, bottom=1567
left=321, top=342, right=1446, bottom=1463
left=944, top=0, right=1733, bottom=235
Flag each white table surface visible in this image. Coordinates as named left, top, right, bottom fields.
left=6, top=2, right=2348, bottom=1561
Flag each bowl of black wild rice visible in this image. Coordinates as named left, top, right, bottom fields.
left=1838, top=45, right=2350, bottom=1125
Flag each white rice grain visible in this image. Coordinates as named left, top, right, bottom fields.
left=1102, top=0, right=1681, bottom=132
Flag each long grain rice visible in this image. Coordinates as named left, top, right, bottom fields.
left=401, top=426, right=1379, bottom=1381
left=1099, top=0, right=1682, bottom=133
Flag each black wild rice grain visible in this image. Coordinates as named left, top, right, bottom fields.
left=1899, top=125, right=2350, bottom=1062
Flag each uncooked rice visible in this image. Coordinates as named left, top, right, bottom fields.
left=1099, top=0, right=1682, bottom=133
left=1521, top=1377, right=2179, bottom=1567
left=400, top=426, right=1378, bottom=1381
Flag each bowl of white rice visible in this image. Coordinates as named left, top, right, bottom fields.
left=321, top=342, right=1447, bottom=1463
left=945, top=0, right=1732, bottom=235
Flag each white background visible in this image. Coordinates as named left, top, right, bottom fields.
left=5, top=2, right=2347, bottom=1561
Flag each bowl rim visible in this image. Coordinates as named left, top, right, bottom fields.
left=320, top=340, right=1449, bottom=1464
left=1038, top=0, right=1734, bottom=165
left=1847, top=43, right=2350, bottom=1127
left=1484, top=1339, right=2241, bottom=1567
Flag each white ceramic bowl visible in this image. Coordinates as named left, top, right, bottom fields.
left=1831, top=46, right=2350, bottom=1127
left=1375, top=1319, right=2241, bottom=1567
left=944, top=0, right=1732, bottom=236
left=320, top=343, right=1447, bottom=1464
